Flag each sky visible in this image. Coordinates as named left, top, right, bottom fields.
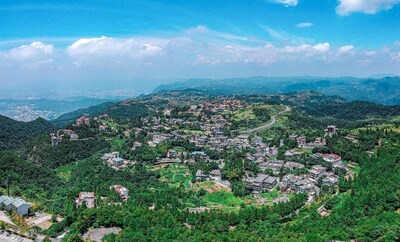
left=0, top=0, right=400, bottom=93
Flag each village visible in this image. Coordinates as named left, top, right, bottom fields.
left=0, top=97, right=358, bottom=241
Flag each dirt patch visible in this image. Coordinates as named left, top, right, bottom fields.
left=194, top=181, right=227, bottom=193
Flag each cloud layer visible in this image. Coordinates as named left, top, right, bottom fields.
left=0, top=26, right=399, bottom=89
left=336, top=0, right=400, bottom=15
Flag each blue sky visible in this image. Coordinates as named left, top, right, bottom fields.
left=0, top=0, right=400, bottom=92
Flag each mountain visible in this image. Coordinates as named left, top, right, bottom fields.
left=0, top=97, right=123, bottom=122
left=153, top=76, right=400, bottom=105
left=0, top=115, right=55, bottom=150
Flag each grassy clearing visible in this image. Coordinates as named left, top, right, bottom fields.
left=233, top=109, right=255, bottom=121
left=154, top=164, right=193, bottom=188
left=56, top=162, right=77, bottom=182
left=109, top=137, right=128, bottom=150
left=204, top=191, right=244, bottom=207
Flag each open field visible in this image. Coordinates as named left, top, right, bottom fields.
left=154, top=164, right=193, bottom=189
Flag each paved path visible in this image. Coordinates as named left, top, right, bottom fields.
left=240, top=106, right=290, bottom=134
left=0, top=232, right=32, bottom=242
left=0, top=211, right=15, bottom=226
left=240, top=115, right=277, bottom=134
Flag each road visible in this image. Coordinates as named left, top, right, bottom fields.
left=0, top=232, right=32, bottom=242
left=0, top=211, right=15, bottom=226
left=240, top=105, right=290, bottom=134
left=240, top=115, right=277, bottom=134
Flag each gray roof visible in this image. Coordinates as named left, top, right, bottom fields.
left=264, top=176, right=277, bottom=184
left=0, top=195, right=9, bottom=203
left=254, top=174, right=268, bottom=183
left=12, top=198, right=31, bottom=208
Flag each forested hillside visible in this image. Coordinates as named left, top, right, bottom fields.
left=0, top=115, right=55, bottom=150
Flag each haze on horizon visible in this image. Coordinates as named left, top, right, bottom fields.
left=1, top=0, right=400, bottom=93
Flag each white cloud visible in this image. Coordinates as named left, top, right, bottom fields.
left=270, top=0, right=298, bottom=7
left=295, top=22, right=314, bottom=28
left=364, top=50, right=377, bottom=56
left=336, top=0, right=400, bottom=15
left=1, top=26, right=399, bottom=85
left=338, top=45, right=355, bottom=55
left=8, top=41, right=54, bottom=60
left=67, top=36, right=166, bottom=61
left=283, top=43, right=330, bottom=54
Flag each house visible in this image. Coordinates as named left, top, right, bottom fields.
left=131, top=142, right=142, bottom=151
left=76, top=116, right=90, bottom=126
left=308, top=165, right=327, bottom=181
left=70, top=133, right=79, bottom=141
left=76, top=192, right=96, bottom=208
left=282, top=174, right=319, bottom=196
left=283, top=161, right=305, bottom=170
left=209, top=169, right=221, bottom=178
left=99, top=125, right=107, bottom=131
left=323, top=154, right=342, bottom=163
left=272, top=196, right=290, bottom=205
left=196, top=170, right=208, bottom=181
left=50, top=134, right=59, bottom=146
left=102, top=152, right=120, bottom=161
left=12, top=199, right=31, bottom=216
left=248, top=174, right=277, bottom=191
left=111, top=185, right=129, bottom=200
left=191, top=151, right=208, bottom=159
left=321, top=172, right=339, bottom=186
left=112, top=157, right=124, bottom=166
left=259, top=160, right=284, bottom=174
left=167, top=149, right=179, bottom=159
left=297, top=136, right=307, bottom=147
left=0, top=196, right=31, bottom=216
left=324, top=125, right=338, bottom=137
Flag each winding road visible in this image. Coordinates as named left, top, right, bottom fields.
left=240, top=106, right=290, bottom=134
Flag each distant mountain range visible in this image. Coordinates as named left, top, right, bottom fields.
left=0, top=97, right=122, bottom=121
left=153, top=76, right=400, bottom=105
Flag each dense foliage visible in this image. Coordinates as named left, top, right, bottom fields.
left=0, top=115, right=54, bottom=150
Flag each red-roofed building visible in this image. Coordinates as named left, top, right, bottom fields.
left=76, top=192, right=96, bottom=208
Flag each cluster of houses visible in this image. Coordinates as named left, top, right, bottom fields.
left=120, top=98, right=351, bottom=203
left=76, top=116, right=91, bottom=126
left=50, top=129, right=79, bottom=145
left=0, top=195, right=31, bottom=216
left=101, top=152, right=131, bottom=169
left=76, top=185, right=129, bottom=209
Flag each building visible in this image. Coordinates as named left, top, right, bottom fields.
left=308, top=165, right=327, bottom=181
left=283, top=161, right=305, bottom=170
left=76, top=192, right=96, bottom=208
left=324, top=125, right=338, bottom=137
left=70, top=133, right=79, bottom=141
left=247, top=174, right=278, bottom=191
left=0, top=196, right=31, bottom=216
left=167, top=149, right=179, bottom=159
left=50, top=133, right=59, bottom=146
left=112, top=157, right=124, bottom=166
left=76, top=116, right=90, bottom=126
left=259, top=160, right=284, bottom=174
left=196, top=170, right=208, bottom=181
left=321, top=172, right=339, bottom=186
left=131, top=142, right=142, bottom=151
left=102, top=152, right=120, bottom=160
left=209, top=169, right=221, bottom=178
left=297, top=136, right=307, bottom=147
left=323, top=154, right=342, bottom=164
left=111, top=185, right=129, bottom=200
